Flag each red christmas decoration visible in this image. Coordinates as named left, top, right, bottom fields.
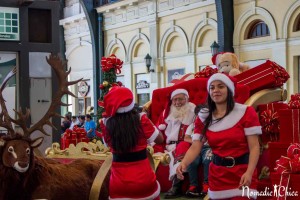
left=194, top=66, right=218, bottom=78
left=99, top=84, right=105, bottom=90
left=101, top=54, right=123, bottom=74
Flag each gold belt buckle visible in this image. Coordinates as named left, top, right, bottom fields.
left=225, top=156, right=235, bottom=168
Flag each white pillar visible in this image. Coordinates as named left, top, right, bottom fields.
left=147, top=13, right=160, bottom=96
left=122, top=63, right=132, bottom=89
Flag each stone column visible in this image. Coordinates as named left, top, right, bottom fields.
left=147, top=10, right=160, bottom=98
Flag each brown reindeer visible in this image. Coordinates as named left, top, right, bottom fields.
left=0, top=54, right=109, bottom=200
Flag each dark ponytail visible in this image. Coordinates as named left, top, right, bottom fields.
left=105, top=108, right=143, bottom=153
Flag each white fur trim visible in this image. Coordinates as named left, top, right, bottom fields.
left=198, top=103, right=247, bottom=132
left=244, top=126, right=262, bottom=135
left=109, top=181, right=161, bottom=200
left=208, top=188, right=257, bottom=199
left=170, top=88, right=189, bottom=100
left=166, top=150, right=181, bottom=180
left=117, top=100, right=135, bottom=113
left=192, top=134, right=206, bottom=142
left=185, top=124, right=194, bottom=136
left=103, top=117, right=109, bottom=126
left=166, top=144, right=176, bottom=152
left=147, top=128, right=160, bottom=144
left=169, top=161, right=180, bottom=181
left=207, top=73, right=235, bottom=95
left=158, top=124, right=166, bottom=130
left=198, top=108, right=209, bottom=122
left=192, top=134, right=201, bottom=141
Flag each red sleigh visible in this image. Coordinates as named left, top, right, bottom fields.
left=145, top=60, right=290, bottom=196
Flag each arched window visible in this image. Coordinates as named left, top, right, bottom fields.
left=293, top=14, right=300, bottom=32
left=247, top=21, right=270, bottom=39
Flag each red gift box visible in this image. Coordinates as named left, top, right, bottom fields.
left=235, top=60, right=289, bottom=95
left=61, top=136, right=70, bottom=149
left=270, top=172, right=300, bottom=200
left=258, top=103, right=288, bottom=144
left=69, top=138, right=77, bottom=146
left=258, top=103, right=289, bottom=113
left=71, top=133, right=77, bottom=139
left=267, top=142, right=290, bottom=172
left=278, top=109, right=300, bottom=143
left=73, top=126, right=86, bottom=134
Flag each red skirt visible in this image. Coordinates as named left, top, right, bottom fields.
left=109, top=158, right=160, bottom=199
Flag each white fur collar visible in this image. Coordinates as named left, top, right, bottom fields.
left=198, top=103, right=247, bottom=132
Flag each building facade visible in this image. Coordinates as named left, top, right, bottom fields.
left=62, top=0, right=300, bottom=111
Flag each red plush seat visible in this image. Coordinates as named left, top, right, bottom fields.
left=150, top=77, right=250, bottom=125
left=149, top=77, right=250, bottom=192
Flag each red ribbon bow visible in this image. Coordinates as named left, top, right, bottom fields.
left=100, top=54, right=123, bottom=74
left=275, top=143, right=300, bottom=174
left=260, top=109, right=280, bottom=141
left=288, top=94, right=300, bottom=109
left=269, top=61, right=290, bottom=87
left=194, top=66, right=218, bottom=78
left=274, top=143, right=300, bottom=200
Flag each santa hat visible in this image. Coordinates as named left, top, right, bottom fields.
left=157, top=89, right=189, bottom=131
left=170, top=88, right=189, bottom=100
left=207, top=73, right=236, bottom=96
left=211, top=52, right=224, bottom=65
left=103, top=87, right=135, bottom=117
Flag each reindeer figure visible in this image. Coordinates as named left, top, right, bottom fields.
left=0, top=54, right=109, bottom=200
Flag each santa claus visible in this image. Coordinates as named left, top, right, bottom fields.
left=156, top=88, right=196, bottom=198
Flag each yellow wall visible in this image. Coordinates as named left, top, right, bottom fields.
left=98, top=0, right=300, bottom=97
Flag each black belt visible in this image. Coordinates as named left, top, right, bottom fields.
left=212, top=153, right=249, bottom=168
left=113, top=149, right=147, bottom=162
left=168, top=140, right=183, bottom=145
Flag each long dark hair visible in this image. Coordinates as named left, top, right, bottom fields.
left=105, top=108, right=143, bottom=153
left=201, top=88, right=235, bottom=135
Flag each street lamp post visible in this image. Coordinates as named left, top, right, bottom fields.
left=210, top=41, right=220, bottom=56
left=144, top=53, right=154, bottom=73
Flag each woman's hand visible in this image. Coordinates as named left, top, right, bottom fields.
left=239, top=171, right=252, bottom=189
left=176, top=162, right=187, bottom=180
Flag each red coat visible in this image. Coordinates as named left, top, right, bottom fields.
left=155, top=102, right=196, bottom=180
left=103, top=113, right=160, bottom=199
left=194, top=103, right=262, bottom=199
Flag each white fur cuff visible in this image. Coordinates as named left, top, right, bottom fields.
left=158, top=124, right=166, bottom=130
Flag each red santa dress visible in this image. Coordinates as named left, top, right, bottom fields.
left=156, top=102, right=195, bottom=180
left=193, top=103, right=262, bottom=199
left=103, top=112, right=161, bottom=200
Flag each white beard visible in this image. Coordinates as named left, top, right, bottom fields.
left=169, top=103, right=190, bottom=122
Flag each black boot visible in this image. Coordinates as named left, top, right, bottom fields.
left=164, top=177, right=183, bottom=199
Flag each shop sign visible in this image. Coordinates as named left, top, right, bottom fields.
left=78, top=81, right=90, bottom=97
left=136, top=80, right=150, bottom=89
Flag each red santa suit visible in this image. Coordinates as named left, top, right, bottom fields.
left=103, top=112, right=161, bottom=200
left=157, top=102, right=196, bottom=180
left=193, top=103, right=262, bottom=199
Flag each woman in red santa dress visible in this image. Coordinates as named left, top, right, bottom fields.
left=177, top=73, right=261, bottom=200
left=101, top=87, right=164, bottom=200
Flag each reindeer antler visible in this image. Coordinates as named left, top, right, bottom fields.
left=3, top=53, right=82, bottom=137
left=0, top=67, right=17, bottom=135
